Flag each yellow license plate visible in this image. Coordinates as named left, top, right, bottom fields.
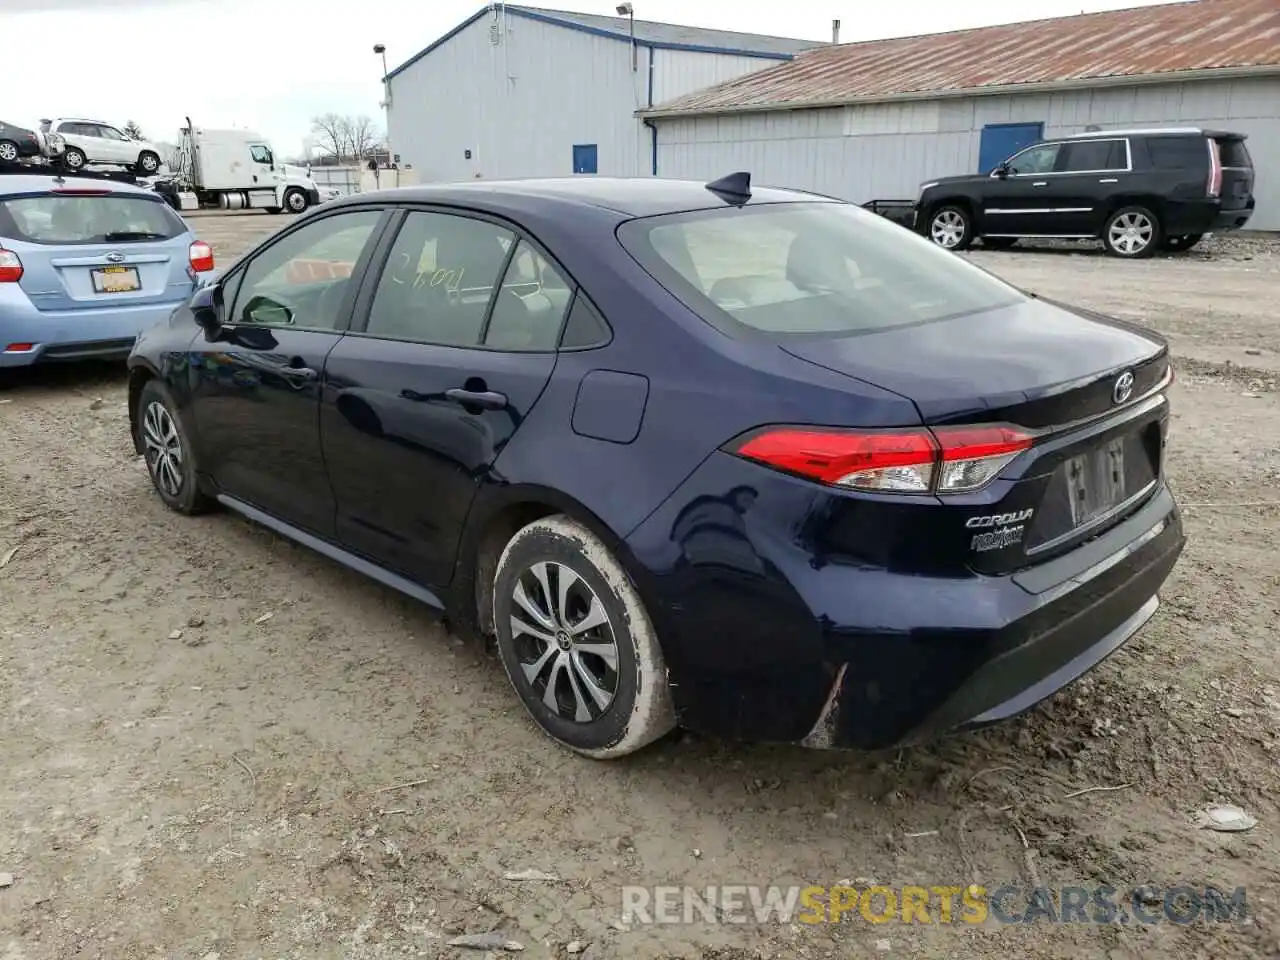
left=92, top=265, right=141, bottom=294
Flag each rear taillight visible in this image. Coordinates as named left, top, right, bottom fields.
left=189, top=240, right=214, bottom=272
left=0, top=249, right=22, bottom=283
left=732, top=424, right=1033, bottom=495
left=1207, top=139, right=1223, bottom=199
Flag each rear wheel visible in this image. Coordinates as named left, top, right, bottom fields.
left=136, top=380, right=214, bottom=515
left=980, top=236, right=1018, bottom=250
left=928, top=205, right=973, bottom=251
left=1103, top=206, right=1161, bottom=258
left=0, top=140, right=19, bottom=163
left=62, top=146, right=86, bottom=170
left=492, top=515, right=676, bottom=758
left=1159, top=233, right=1203, bottom=253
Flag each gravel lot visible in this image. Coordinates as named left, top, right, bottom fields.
left=1, top=214, right=1278, bottom=960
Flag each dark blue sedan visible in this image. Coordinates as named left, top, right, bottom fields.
left=126, top=174, right=1185, bottom=758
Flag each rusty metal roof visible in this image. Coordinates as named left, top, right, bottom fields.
left=642, top=0, right=1280, bottom=118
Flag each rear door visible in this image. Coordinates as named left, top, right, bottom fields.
left=1049, top=137, right=1131, bottom=234
left=187, top=207, right=388, bottom=537
left=0, top=186, right=196, bottom=311
left=321, top=207, right=569, bottom=587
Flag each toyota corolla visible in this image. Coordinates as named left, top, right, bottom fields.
left=125, top=174, right=1185, bottom=758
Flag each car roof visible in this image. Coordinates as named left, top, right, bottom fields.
left=0, top=173, right=161, bottom=198
left=348, top=176, right=837, bottom=218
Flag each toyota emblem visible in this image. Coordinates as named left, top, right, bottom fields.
left=106, top=251, right=126, bottom=263
left=1113, top=371, right=1135, bottom=405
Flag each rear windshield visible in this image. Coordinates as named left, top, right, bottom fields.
left=0, top=193, right=186, bottom=245
left=618, top=202, right=1024, bottom=337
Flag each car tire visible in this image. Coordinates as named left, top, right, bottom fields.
left=62, top=146, right=87, bottom=170
left=136, top=151, right=161, bottom=174
left=492, top=515, right=676, bottom=759
left=136, top=380, right=215, bottom=516
left=1103, top=206, right=1161, bottom=258
left=981, top=236, right=1018, bottom=250
left=0, top=140, right=19, bottom=163
left=284, top=188, right=308, bottom=214
left=927, top=204, right=973, bottom=251
left=1159, top=233, right=1203, bottom=253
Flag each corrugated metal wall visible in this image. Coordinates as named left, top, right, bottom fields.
left=386, top=12, right=784, bottom=182
left=654, top=76, right=1280, bottom=230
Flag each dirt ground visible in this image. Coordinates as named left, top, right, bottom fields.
left=1, top=215, right=1278, bottom=960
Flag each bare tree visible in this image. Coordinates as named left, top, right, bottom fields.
left=310, top=113, right=382, bottom=162
left=122, top=120, right=145, bottom=140
left=309, top=113, right=347, bottom=160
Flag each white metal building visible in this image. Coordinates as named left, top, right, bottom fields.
left=385, top=4, right=818, bottom=183
left=642, top=0, right=1280, bottom=229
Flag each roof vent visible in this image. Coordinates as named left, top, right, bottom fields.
left=705, top=171, right=751, bottom=206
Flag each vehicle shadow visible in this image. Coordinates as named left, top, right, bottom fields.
left=0, top=360, right=130, bottom=395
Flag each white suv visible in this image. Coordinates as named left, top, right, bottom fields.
left=42, top=118, right=164, bottom=174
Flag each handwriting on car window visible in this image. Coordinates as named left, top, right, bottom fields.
left=386, top=251, right=468, bottom=293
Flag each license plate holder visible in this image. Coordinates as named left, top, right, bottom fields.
left=1067, top=435, right=1127, bottom=527
left=91, top=265, right=141, bottom=294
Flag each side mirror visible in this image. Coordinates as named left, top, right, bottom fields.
left=191, top=284, right=222, bottom=338
left=995, top=163, right=1011, bottom=180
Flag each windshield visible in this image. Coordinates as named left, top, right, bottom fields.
left=618, top=201, right=1025, bottom=337
left=0, top=193, right=185, bottom=245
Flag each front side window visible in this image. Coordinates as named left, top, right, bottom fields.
left=1006, top=143, right=1060, bottom=175
left=250, top=144, right=273, bottom=165
left=99, top=126, right=128, bottom=141
left=1061, top=139, right=1127, bottom=172
left=230, top=210, right=381, bottom=330
left=618, top=202, right=1024, bottom=338
left=365, top=211, right=516, bottom=346
left=0, top=193, right=185, bottom=245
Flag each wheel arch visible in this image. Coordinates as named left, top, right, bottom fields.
left=450, top=483, right=645, bottom=645
left=127, top=362, right=159, bottom=454
left=1102, top=194, right=1167, bottom=224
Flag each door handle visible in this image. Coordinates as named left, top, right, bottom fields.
left=445, top=388, right=507, bottom=410
left=1099, top=178, right=1119, bottom=183
left=284, top=361, right=318, bottom=380
left=1032, top=181, right=1048, bottom=187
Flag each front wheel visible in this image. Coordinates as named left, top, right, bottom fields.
left=283, top=187, right=308, bottom=214
left=1159, top=233, right=1203, bottom=253
left=136, top=380, right=215, bottom=515
left=928, top=205, right=973, bottom=251
left=136, top=150, right=160, bottom=174
left=1103, top=206, right=1161, bottom=258
left=492, top=515, right=676, bottom=759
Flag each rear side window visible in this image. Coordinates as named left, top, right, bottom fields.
left=0, top=193, right=186, bottom=245
left=1061, top=139, right=1127, bottom=172
left=1215, top=137, right=1251, bottom=168
left=619, top=202, right=1025, bottom=337
left=1146, top=136, right=1209, bottom=170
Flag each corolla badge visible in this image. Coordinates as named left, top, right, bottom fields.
left=1113, top=371, right=1135, bottom=405
left=106, top=251, right=126, bottom=263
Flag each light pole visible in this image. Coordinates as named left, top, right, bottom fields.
left=615, top=2, right=635, bottom=71
left=374, top=43, right=393, bottom=171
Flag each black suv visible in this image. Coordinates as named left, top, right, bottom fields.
left=915, top=127, right=1256, bottom=257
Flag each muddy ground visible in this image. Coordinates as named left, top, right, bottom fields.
left=1, top=217, right=1277, bottom=960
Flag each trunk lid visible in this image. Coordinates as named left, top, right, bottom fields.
left=784, top=297, right=1172, bottom=573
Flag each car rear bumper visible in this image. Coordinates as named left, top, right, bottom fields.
left=1166, top=198, right=1254, bottom=235
left=625, top=451, right=1184, bottom=751
left=0, top=291, right=186, bottom=367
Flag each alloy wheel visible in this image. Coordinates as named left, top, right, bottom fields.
left=0, top=142, right=18, bottom=162
left=1108, top=211, right=1154, bottom=256
left=142, top=401, right=184, bottom=498
left=930, top=210, right=966, bottom=249
left=64, top=149, right=85, bottom=169
left=509, top=560, right=619, bottom=723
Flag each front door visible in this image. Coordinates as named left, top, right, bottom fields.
left=188, top=208, right=386, bottom=537
left=978, top=141, right=1062, bottom=236
left=322, top=208, right=572, bottom=587
left=93, top=124, right=135, bottom=165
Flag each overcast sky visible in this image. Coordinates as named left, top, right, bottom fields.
left=4, top=0, right=1178, bottom=157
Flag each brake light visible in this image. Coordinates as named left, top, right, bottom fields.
left=0, top=249, right=22, bottom=283
left=52, top=187, right=112, bottom=196
left=4, top=343, right=35, bottom=353
left=189, top=240, right=215, bottom=272
left=732, top=424, right=1033, bottom=495
left=1207, top=139, right=1223, bottom=199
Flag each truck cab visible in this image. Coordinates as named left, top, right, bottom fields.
left=174, top=125, right=320, bottom=214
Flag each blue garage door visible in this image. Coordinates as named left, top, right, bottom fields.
left=572, top=144, right=598, bottom=175
left=978, top=122, right=1044, bottom=174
